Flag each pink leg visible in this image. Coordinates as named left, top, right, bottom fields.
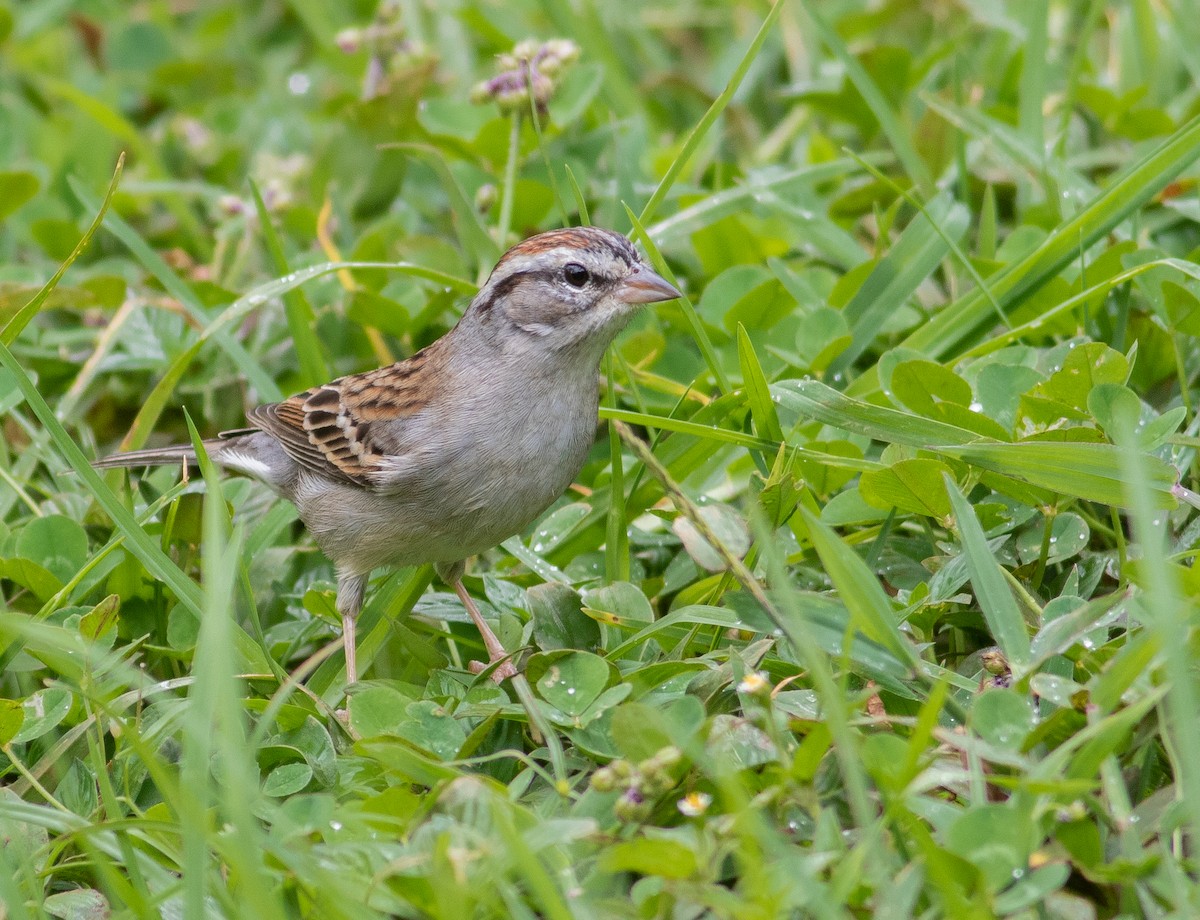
left=450, top=577, right=518, bottom=682
left=337, top=571, right=367, bottom=686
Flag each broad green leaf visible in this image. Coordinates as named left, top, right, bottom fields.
left=887, top=360, right=973, bottom=416
left=794, top=307, right=852, bottom=372
left=862, top=733, right=910, bottom=792
left=15, top=515, right=87, bottom=585
left=1137, top=405, right=1187, bottom=451
left=1086, top=383, right=1142, bottom=443
left=976, top=363, right=1044, bottom=433
left=11, top=688, right=71, bottom=744
left=1015, top=514, right=1090, bottom=565
left=0, top=699, right=24, bottom=745
left=262, top=762, right=313, bottom=797
left=860, top=458, right=955, bottom=519
left=349, top=684, right=414, bottom=738
left=79, top=594, right=120, bottom=642
left=599, top=838, right=698, bottom=879
left=759, top=445, right=809, bottom=525
left=394, top=700, right=468, bottom=761
left=610, top=697, right=705, bottom=761
left=994, top=866, right=1072, bottom=915
left=582, top=582, right=654, bottom=627
left=944, top=803, right=1036, bottom=892
left=529, top=650, right=615, bottom=721
left=706, top=713, right=778, bottom=771
left=0, top=790, right=50, bottom=878
left=44, top=888, right=110, bottom=920
left=1019, top=342, right=1128, bottom=427
left=55, top=759, right=98, bottom=818
left=970, top=689, right=1036, bottom=751
left=0, top=557, right=61, bottom=601
left=528, top=583, right=600, bottom=652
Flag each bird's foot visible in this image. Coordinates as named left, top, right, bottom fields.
left=468, top=656, right=519, bottom=682
left=452, top=577, right=519, bottom=683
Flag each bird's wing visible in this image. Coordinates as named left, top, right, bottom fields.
left=247, top=345, right=439, bottom=486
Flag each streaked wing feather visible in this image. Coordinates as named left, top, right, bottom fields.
left=246, top=348, right=437, bottom=486
left=244, top=398, right=340, bottom=479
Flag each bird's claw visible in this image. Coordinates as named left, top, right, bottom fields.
left=469, top=657, right=519, bottom=682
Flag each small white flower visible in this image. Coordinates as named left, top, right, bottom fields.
left=737, top=671, right=769, bottom=695
left=678, top=792, right=712, bottom=817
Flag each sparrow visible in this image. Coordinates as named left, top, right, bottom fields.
left=95, top=226, right=681, bottom=685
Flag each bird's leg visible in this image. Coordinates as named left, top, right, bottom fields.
left=336, top=570, right=368, bottom=686
left=438, top=562, right=518, bottom=681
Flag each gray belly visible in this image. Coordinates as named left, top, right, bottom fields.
left=291, top=395, right=596, bottom=576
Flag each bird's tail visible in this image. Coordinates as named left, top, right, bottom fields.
left=92, top=439, right=222, bottom=470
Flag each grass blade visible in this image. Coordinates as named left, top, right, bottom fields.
left=829, top=194, right=968, bottom=373
left=2, top=154, right=124, bottom=346
left=799, top=2, right=929, bottom=187
left=944, top=476, right=1032, bottom=671
left=800, top=508, right=923, bottom=673
left=249, top=179, right=330, bottom=388
left=893, top=111, right=1200, bottom=363
left=737, top=325, right=785, bottom=443
left=637, top=0, right=787, bottom=227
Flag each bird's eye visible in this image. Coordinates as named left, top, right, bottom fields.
left=563, top=262, right=590, bottom=288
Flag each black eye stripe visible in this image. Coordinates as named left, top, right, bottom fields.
left=475, top=261, right=614, bottom=316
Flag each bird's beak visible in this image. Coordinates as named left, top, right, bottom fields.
left=619, top=264, right=682, bottom=304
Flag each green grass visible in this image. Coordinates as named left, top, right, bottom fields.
left=3, top=1, right=1200, bottom=917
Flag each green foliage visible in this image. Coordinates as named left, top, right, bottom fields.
left=3, top=1, right=1200, bottom=917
